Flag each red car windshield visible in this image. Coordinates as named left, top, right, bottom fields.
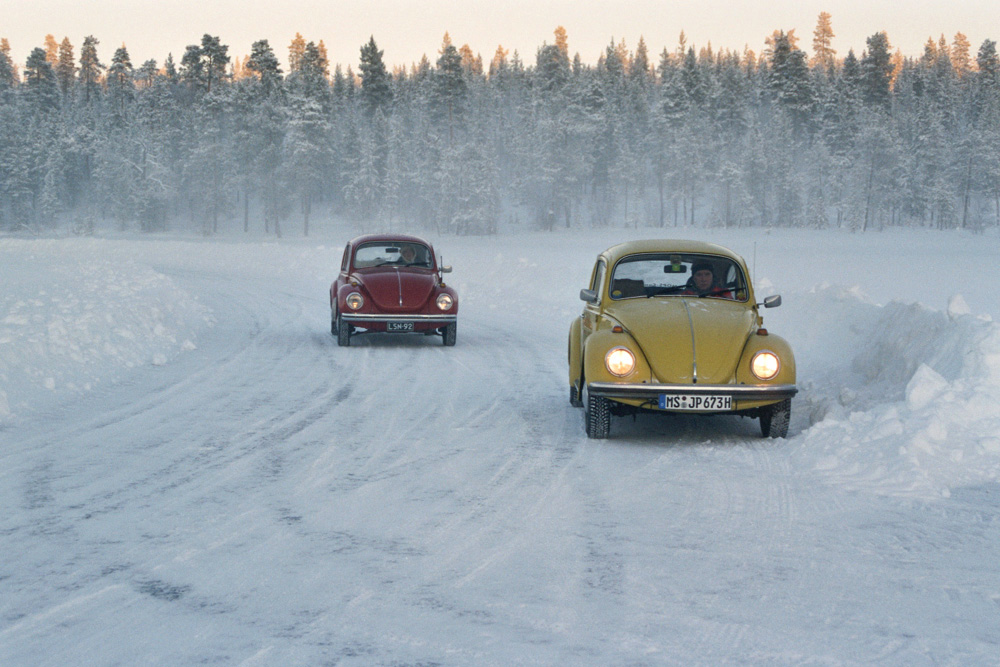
left=354, top=242, right=432, bottom=269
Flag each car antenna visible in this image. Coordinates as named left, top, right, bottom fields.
left=753, top=241, right=757, bottom=286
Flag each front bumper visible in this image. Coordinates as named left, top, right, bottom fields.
left=587, top=382, right=797, bottom=402
left=340, top=313, right=457, bottom=324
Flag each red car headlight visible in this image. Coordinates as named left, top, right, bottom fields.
left=346, top=292, right=364, bottom=310
left=436, top=294, right=454, bottom=311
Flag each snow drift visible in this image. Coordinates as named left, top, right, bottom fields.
left=0, top=239, right=211, bottom=422
left=790, top=284, right=1000, bottom=498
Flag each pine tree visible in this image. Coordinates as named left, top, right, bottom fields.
left=78, top=36, right=103, bottom=103
left=181, top=34, right=229, bottom=94
left=952, top=32, right=973, bottom=79
left=433, top=33, right=466, bottom=141
left=288, top=33, right=306, bottom=72
left=535, top=43, right=568, bottom=94
left=861, top=32, right=893, bottom=109
left=246, top=39, right=283, bottom=96
left=107, top=45, right=134, bottom=114
left=810, top=11, right=836, bottom=75
left=136, top=59, right=157, bottom=89
left=44, top=34, right=59, bottom=66
left=285, top=94, right=330, bottom=235
left=976, top=39, right=1000, bottom=90
left=769, top=30, right=814, bottom=136
left=56, top=38, right=76, bottom=97
left=359, top=36, right=392, bottom=117
left=628, top=36, right=651, bottom=86
left=24, top=47, right=60, bottom=111
left=0, top=39, right=16, bottom=98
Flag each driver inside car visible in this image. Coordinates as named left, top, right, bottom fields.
left=683, top=262, right=733, bottom=299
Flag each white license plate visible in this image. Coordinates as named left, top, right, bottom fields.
left=659, top=394, right=732, bottom=411
left=387, top=321, right=414, bottom=332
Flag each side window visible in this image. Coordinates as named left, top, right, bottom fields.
left=341, top=245, right=351, bottom=272
left=591, top=260, right=607, bottom=301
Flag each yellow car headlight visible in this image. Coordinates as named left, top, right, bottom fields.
left=346, top=292, right=364, bottom=311
left=751, top=350, right=780, bottom=380
left=436, top=293, right=454, bottom=311
left=605, top=347, right=636, bottom=377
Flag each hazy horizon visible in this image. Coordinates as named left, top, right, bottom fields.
left=6, top=0, right=1000, bottom=73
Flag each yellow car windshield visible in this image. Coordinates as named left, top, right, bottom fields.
left=609, top=253, right=747, bottom=301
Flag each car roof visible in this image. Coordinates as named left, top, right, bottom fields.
left=600, top=239, right=745, bottom=265
left=348, top=234, right=432, bottom=247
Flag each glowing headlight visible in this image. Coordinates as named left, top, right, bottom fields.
left=436, top=293, right=454, bottom=311
left=605, top=347, right=636, bottom=377
left=751, top=350, right=780, bottom=380
left=346, top=292, right=364, bottom=311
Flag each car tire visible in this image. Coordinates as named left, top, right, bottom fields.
left=586, top=391, right=611, bottom=439
left=442, top=322, right=457, bottom=346
left=337, top=314, right=351, bottom=347
left=760, top=398, right=790, bottom=438
left=570, top=384, right=583, bottom=408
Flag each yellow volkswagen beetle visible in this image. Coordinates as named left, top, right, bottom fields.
left=568, top=240, right=797, bottom=439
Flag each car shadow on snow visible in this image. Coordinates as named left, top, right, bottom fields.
left=588, top=408, right=785, bottom=445
left=328, top=331, right=449, bottom=347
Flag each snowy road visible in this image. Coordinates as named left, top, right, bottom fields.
left=2, top=229, right=999, bottom=664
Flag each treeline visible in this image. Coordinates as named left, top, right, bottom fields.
left=1, top=19, right=1000, bottom=236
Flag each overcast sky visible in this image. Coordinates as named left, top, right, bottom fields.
left=6, top=0, right=1000, bottom=72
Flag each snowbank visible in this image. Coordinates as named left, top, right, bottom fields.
left=791, top=285, right=1000, bottom=499
left=0, top=240, right=211, bottom=423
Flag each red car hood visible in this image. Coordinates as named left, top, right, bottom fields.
left=356, top=268, right=437, bottom=312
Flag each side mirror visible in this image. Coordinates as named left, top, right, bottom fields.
left=440, top=265, right=452, bottom=274
left=580, top=289, right=598, bottom=304
left=762, top=294, right=782, bottom=308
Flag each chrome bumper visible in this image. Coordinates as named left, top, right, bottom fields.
left=587, top=382, right=797, bottom=402
left=341, top=313, right=457, bottom=323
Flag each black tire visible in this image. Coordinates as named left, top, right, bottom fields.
left=586, top=391, right=611, bottom=439
left=442, top=322, right=457, bottom=346
left=331, top=309, right=336, bottom=336
left=760, top=398, right=791, bottom=438
left=570, top=384, right=583, bottom=408
left=337, top=314, right=351, bottom=347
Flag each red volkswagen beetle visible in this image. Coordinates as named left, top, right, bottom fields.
left=330, top=234, right=459, bottom=347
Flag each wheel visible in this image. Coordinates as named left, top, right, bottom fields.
left=337, top=314, right=351, bottom=347
left=330, top=308, right=337, bottom=336
left=585, top=390, right=611, bottom=439
left=760, top=398, right=790, bottom=438
left=442, top=322, right=457, bottom=346
left=570, top=383, right=583, bottom=408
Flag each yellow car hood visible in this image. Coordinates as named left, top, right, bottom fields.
left=609, top=298, right=756, bottom=384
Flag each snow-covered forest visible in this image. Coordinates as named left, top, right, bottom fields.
left=2, top=15, right=1000, bottom=236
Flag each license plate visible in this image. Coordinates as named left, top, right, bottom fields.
left=659, top=394, right=732, bottom=411
left=387, top=321, right=414, bottom=332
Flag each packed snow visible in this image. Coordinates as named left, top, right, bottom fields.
left=1, top=225, right=999, bottom=664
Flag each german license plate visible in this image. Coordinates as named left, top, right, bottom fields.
left=387, top=321, right=414, bottom=332
left=659, top=394, right=732, bottom=411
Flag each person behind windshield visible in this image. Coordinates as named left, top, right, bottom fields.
left=396, top=244, right=417, bottom=265
left=683, top=262, right=733, bottom=298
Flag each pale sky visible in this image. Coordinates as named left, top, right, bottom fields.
left=6, top=0, right=1000, bottom=72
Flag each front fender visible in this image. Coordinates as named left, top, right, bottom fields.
left=582, top=326, right=653, bottom=386
left=736, top=332, right=797, bottom=387
left=336, top=282, right=367, bottom=312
